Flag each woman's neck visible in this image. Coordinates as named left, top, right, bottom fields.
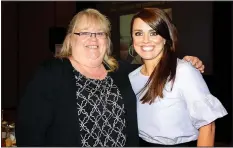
left=141, top=49, right=164, bottom=76
left=69, top=56, right=107, bottom=80
left=141, top=56, right=162, bottom=76
left=141, top=62, right=156, bottom=76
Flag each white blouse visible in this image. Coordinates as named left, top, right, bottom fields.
left=128, top=59, right=227, bottom=145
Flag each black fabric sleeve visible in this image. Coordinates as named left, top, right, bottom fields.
left=16, top=62, right=56, bottom=146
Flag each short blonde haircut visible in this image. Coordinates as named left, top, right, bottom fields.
left=56, top=8, right=118, bottom=71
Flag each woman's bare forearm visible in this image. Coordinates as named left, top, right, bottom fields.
left=197, top=122, right=215, bottom=146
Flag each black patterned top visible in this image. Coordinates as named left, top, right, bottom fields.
left=73, top=69, right=126, bottom=147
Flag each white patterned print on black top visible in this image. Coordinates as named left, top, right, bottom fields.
left=73, top=70, right=126, bottom=147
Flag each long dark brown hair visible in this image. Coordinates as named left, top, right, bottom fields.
left=130, top=8, right=178, bottom=104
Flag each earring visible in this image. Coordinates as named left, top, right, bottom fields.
left=128, top=45, right=136, bottom=57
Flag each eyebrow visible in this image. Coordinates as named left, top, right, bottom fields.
left=133, top=29, right=156, bottom=32
left=78, top=28, right=104, bottom=32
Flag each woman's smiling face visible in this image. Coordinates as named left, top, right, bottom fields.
left=132, top=18, right=166, bottom=62
left=71, top=15, right=108, bottom=67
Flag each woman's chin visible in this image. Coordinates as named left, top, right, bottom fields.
left=87, top=55, right=100, bottom=61
left=86, top=57, right=104, bottom=67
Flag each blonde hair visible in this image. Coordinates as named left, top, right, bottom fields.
left=56, top=8, right=118, bottom=71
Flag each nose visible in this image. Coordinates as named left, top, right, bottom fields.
left=143, top=34, right=149, bottom=43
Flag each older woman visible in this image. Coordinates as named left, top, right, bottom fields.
left=16, top=8, right=204, bottom=147
left=16, top=8, right=138, bottom=147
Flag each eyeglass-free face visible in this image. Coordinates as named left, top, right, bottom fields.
left=74, top=32, right=107, bottom=39
left=132, top=18, right=166, bottom=62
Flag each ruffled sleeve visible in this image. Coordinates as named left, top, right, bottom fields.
left=175, top=60, right=228, bottom=129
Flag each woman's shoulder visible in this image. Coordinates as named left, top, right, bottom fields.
left=117, top=59, right=141, bottom=74
left=175, top=58, right=204, bottom=88
left=30, top=58, right=72, bottom=85
left=40, top=57, right=68, bottom=68
left=176, top=58, right=200, bottom=76
left=128, top=65, right=143, bottom=78
left=37, top=57, right=72, bottom=73
left=33, top=58, right=71, bottom=79
left=117, top=60, right=131, bottom=68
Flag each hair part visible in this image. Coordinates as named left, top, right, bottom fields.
left=56, top=8, right=118, bottom=72
left=131, top=8, right=178, bottom=104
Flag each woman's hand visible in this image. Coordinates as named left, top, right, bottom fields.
left=183, top=56, right=205, bottom=73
